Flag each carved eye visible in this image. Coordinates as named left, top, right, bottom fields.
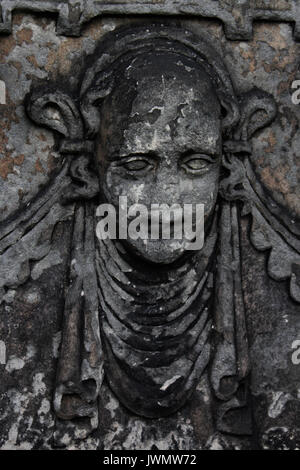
left=121, top=157, right=154, bottom=173
left=181, top=154, right=215, bottom=175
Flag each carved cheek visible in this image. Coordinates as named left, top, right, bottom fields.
left=123, top=183, right=151, bottom=206
left=103, top=169, right=127, bottom=204
left=181, top=166, right=220, bottom=216
left=103, top=168, right=150, bottom=207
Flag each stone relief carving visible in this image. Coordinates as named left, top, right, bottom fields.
left=0, top=22, right=299, bottom=446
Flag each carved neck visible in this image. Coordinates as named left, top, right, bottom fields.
left=95, top=213, right=218, bottom=417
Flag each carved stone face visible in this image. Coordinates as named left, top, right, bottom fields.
left=97, top=52, right=222, bottom=263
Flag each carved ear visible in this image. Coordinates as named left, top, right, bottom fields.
left=26, top=89, right=99, bottom=202
left=80, top=73, right=115, bottom=138
left=221, top=88, right=277, bottom=196
left=25, top=89, right=84, bottom=140
left=233, top=88, right=277, bottom=142
left=221, top=89, right=300, bottom=304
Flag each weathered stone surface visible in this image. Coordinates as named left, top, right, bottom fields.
left=0, top=4, right=299, bottom=451
left=0, top=1, right=300, bottom=41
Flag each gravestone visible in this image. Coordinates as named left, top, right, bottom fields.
left=0, top=0, right=299, bottom=450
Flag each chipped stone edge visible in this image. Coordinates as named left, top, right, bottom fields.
left=0, top=0, right=299, bottom=40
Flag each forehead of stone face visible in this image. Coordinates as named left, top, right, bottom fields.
left=99, top=52, right=221, bottom=158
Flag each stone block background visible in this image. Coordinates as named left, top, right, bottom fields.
left=0, top=3, right=299, bottom=449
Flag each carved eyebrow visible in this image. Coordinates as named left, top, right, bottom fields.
left=180, top=149, right=219, bottom=159
left=109, top=151, right=159, bottom=161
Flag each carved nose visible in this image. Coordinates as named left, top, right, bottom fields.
left=153, top=173, right=181, bottom=205
left=156, top=165, right=179, bottom=187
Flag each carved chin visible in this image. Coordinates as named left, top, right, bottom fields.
left=124, top=238, right=194, bottom=264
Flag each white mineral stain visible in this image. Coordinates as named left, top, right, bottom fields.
left=268, top=391, right=293, bottom=419
left=33, top=373, right=46, bottom=395
left=102, top=21, right=116, bottom=32
left=148, top=105, right=163, bottom=114
left=2, top=289, right=16, bottom=304
left=118, top=420, right=194, bottom=450
left=4, top=342, right=36, bottom=373
left=38, top=398, right=51, bottom=416
left=23, top=290, right=41, bottom=305
left=25, top=344, right=36, bottom=360
left=58, top=433, right=72, bottom=446
left=205, top=434, right=240, bottom=450
left=105, top=394, right=120, bottom=419
left=131, top=184, right=145, bottom=203
left=1, top=423, right=19, bottom=449
left=0, top=340, right=6, bottom=364
left=1, top=377, right=55, bottom=448
left=160, top=375, right=182, bottom=391
left=150, top=129, right=159, bottom=150
left=133, top=135, right=143, bottom=151
left=5, top=356, right=25, bottom=372
left=207, top=436, right=224, bottom=450
left=52, top=331, right=62, bottom=358
left=0, top=390, right=33, bottom=449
